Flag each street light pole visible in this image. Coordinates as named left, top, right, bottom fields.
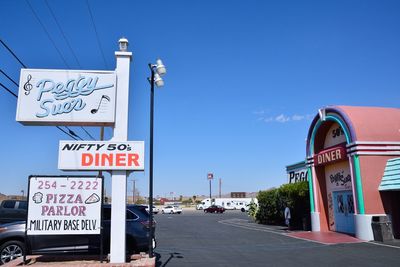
left=148, top=65, right=155, bottom=257
left=148, top=59, right=166, bottom=258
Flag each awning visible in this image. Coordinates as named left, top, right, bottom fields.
left=379, top=157, right=400, bottom=191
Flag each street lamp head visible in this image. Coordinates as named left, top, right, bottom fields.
left=118, top=37, right=129, bottom=52
left=155, top=59, right=166, bottom=76
left=154, top=73, right=164, bottom=87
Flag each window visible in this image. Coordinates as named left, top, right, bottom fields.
left=102, top=207, right=138, bottom=220
left=3, top=201, right=15, bottom=209
left=18, top=201, right=27, bottom=210
left=126, top=210, right=138, bottom=220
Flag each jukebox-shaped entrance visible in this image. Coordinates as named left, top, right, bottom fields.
left=309, top=119, right=357, bottom=235
left=306, top=105, right=400, bottom=240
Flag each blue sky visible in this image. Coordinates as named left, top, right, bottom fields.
left=1, top=0, right=399, bottom=199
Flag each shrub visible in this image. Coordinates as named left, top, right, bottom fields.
left=256, top=181, right=310, bottom=229
left=248, top=199, right=258, bottom=219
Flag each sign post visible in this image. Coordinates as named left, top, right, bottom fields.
left=16, top=38, right=136, bottom=264
left=109, top=39, right=132, bottom=263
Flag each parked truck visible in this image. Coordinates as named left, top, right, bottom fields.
left=196, top=198, right=257, bottom=211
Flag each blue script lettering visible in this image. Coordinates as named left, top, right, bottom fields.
left=36, top=98, right=86, bottom=118
left=36, top=76, right=113, bottom=101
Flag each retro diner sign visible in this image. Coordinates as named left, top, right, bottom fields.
left=58, top=141, right=145, bottom=171
left=16, top=69, right=116, bottom=126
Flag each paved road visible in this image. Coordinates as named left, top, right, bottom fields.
left=154, top=209, right=400, bottom=267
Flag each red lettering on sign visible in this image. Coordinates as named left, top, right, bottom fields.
left=128, top=154, right=139, bottom=166
left=101, top=154, right=113, bottom=166
left=314, top=146, right=347, bottom=166
left=116, top=153, right=126, bottom=166
left=80, top=153, right=140, bottom=167
left=82, top=153, right=93, bottom=166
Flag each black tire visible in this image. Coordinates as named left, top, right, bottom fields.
left=0, top=240, right=25, bottom=265
left=241, top=208, right=245, bottom=212
left=162, top=210, right=164, bottom=214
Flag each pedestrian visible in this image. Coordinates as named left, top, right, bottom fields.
left=284, top=205, right=291, bottom=229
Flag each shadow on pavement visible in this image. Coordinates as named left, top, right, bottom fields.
left=155, top=252, right=184, bottom=267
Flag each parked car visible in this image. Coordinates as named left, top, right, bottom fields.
left=145, top=205, right=160, bottom=214
left=0, top=200, right=27, bottom=224
left=0, top=204, right=155, bottom=265
left=204, top=205, right=225, bottom=213
left=161, top=205, right=182, bottom=214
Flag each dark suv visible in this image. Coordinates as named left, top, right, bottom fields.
left=0, top=205, right=155, bottom=265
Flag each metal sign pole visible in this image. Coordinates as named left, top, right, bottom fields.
left=110, top=38, right=132, bottom=263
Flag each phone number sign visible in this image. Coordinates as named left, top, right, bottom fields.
left=27, top=176, right=102, bottom=235
left=58, top=141, right=145, bottom=171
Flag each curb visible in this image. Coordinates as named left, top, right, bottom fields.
left=3, top=254, right=155, bottom=267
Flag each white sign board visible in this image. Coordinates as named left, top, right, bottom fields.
left=58, top=141, right=145, bottom=171
left=27, top=176, right=102, bottom=235
left=16, top=69, right=116, bottom=126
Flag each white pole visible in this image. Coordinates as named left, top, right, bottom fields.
left=110, top=39, right=132, bottom=263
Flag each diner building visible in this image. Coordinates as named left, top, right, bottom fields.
left=306, top=106, right=400, bottom=240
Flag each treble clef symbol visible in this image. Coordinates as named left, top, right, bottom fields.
left=23, top=74, right=33, bottom=95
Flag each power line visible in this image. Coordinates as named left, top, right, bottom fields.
left=0, top=81, right=79, bottom=140
left=80, top=126, right=96, bottom=140
left=0, top=69, right=19, bottom=87
left=44, top=1, right=96, bottom=141
left=56, top=126, right=78, bottom=140
left=2, top=3, right=98, bottom=141
left=0, top=82, right=18, bottom=98
left=25, top=0, right=70, bottom=67
left=0, top=39, right=27, bottom=68
left=85, top=0, right=109, bottom=69
left=44, top=0, right=81, bottom=68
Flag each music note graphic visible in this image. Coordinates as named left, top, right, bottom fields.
left=91, top=95, right=111, bottom=114
left=23, top=74, right=33, bottom=95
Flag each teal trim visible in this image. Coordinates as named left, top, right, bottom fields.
left=379, top=157, right=400, bottom=191
left=309, top=114, right=351, bottom=155
left=308, top=167, right=315, bottom=212
left=308, top=113, right=365, bottom=214
left=353, top=155, right=365, bottom=214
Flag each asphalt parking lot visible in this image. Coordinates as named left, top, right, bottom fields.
left=154, top=209, right=400, bottom=267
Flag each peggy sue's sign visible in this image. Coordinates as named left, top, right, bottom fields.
left=16, top=69, right=116, bottom=126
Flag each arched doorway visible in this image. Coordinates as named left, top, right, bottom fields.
left=309, top=119, right=357, bottom=234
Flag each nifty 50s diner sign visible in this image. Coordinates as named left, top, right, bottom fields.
left=58, top=141, right=145, bottom=171
left=16, top=69, right=116, bottom=126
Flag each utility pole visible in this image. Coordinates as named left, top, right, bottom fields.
left=132, top=179, right=136, bottom=204
left=219, top=178, right=221, bottom=198
left=207, top=173, right=213, bottom=200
